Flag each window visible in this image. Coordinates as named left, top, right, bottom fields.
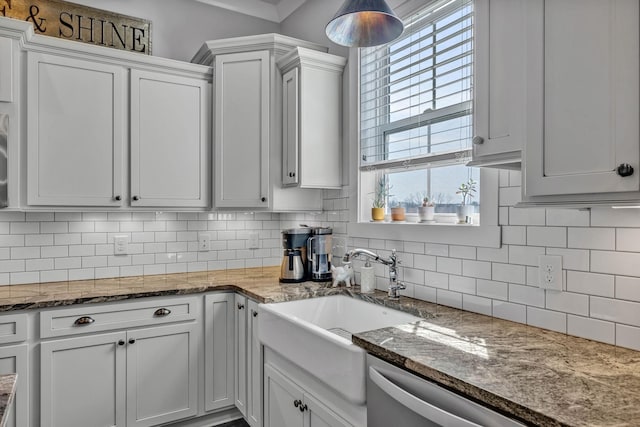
left=359, top=0, right=479, bottom=223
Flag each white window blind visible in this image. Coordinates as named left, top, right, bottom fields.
left=360, top=0, right=474, bottom=171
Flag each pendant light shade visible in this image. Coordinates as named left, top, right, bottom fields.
left=326, top=0, right=404, bottom=48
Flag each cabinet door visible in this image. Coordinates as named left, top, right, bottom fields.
left=40, top=332, right=127, bottom=427
left=215, top=51, right=270, bottom=208
left=472, top=0, right=525, bottom=162
left=130, top=70, right=210, bottom=208
left=247, top=299, right=262, bottom=427
left=282, top=67, right=299, bottom=186
left=525, top=0, right=639, bottom=196
left=304, top=392, right=351, bottom=427
left=27, top=52, right=125, bottom=206
left=126, top=323, right=198, bottom=427
left=204, top=293, right=235, bottom=412
left=0, top=37, right=12, bottom=102
left=264, top=364, right=304, bottom=427
left=0, top=344, right=28, bottom=427
left=234, top=294, right=248, bottom=417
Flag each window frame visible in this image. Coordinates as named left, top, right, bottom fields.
left=348, top=0, right=501, bottom=249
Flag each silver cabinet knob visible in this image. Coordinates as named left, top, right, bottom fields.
left=472, top=136, right=484, bottom=145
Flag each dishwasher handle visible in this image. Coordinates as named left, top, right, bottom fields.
left=368, top=366, right=482, bottom=427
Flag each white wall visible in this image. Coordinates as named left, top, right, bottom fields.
left=70, top=0, right=280, bottom=61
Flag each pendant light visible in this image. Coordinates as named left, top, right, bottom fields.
left=326, top=0, right=404, bottom=48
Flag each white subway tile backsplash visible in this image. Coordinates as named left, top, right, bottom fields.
left=10, top=271, right=39, bottom=284
left=492, top=263, right=525, bottom=284
left=462, top=260, right=491, bottom=279
left=10, top=222, right=39, bottom=234
left=566, top=271, right=614, bottom=297
left=546, top=291, right=589, bottom=316
left=54, top=234, right=81, bottom=245
left=526, top=227, right=566, bottom=248
left=41, top=222, right=69, bottom=233
left=26, top=258, right=54, bottom=271
left=591, top=251, right=640, bottom=276
left=591, top=207, right=640, bottom=227
left=567, top=315, right=615, bottom=345
left=527, top=307, right=567, bottom=333
left=477, top=246, right=508, bottom=263
left=69, top=222, right=95, bottom=233
left=462, top=294, right=492, bottom=316
left=509, top=283, right=545, bottom=307
left=436, top=257, right=462, bottom=275
left=10, top=247, right=40, bottom=259
left=590, top=297, right=640, bottom=327
left=616, top=324, right=640, bottom=351
left=0, top=235, right=24, bottom=247
left=41, top=270, right=68, bottom=282
left=449, top=275, right=476, bottom=294
left=509, top=207, right=546, bottom=226
left=476, top=279, right=508, bottom=301
left=493, top=301, right=526, bottom=323
left=502, top=226, right=526, bottom=245
left=404, top=241, right=425, bottom=254
left=424, top=243, right=448, bottom=257
left=414, top=285, right=437, bottom=303
left=499, top=187, right=521, bottom=207
left=436, top=289, right=462, bottom=309
left=546, top=248, right=589, bottom=271
left=615, top=276, right=640, bottom=302
left=68, top=268, right=94, bottom=281
left=414, top=254, right=437, bottom=271
left=615, top=228, right=640, bottom=252
left=508, top=245, right=545, bottom=266
left=546, top=209, right=590, bottom=227
left=24, top=234, right=54, bottom=246
left=568, top=228, right=615, bottom=250
left=449, top=245, right=476, bottom=260
left=425, top=271, right=448, bottom=289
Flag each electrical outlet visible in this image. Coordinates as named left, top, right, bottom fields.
left=198, top=233, right=210, bottom=251
left=538, top=255, right=562, bottom=291
left=248, top=232, right=260, bottom=249
left=114, top=235, right=129, bottom=255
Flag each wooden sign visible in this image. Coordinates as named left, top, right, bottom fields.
left=0, top=0, right=152, bottom=54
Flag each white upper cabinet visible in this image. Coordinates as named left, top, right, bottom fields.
left=523, top=0, right=640, bottom=205
left=27, top=52, right=125, bottom=207
left=469, top=0, right=526, bottom=170
left=215, top=51, right=270, bottom=209
left=194, top=34, right=334, bottom=211
left=278, top=48, right=346, bottom=189
left=130, top=70, right=210, bottom=208
left=0, top=37, right=12, bottom=102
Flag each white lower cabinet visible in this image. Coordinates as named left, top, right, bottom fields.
left=235, top=295, right=262, bottom=427
left=40, top=323, right=198, bottom=427
left=204, top=293, right=235, bottom=412
left=0, top=344, right=28, bottom=427
left=264, top=364, right=351, bottom=427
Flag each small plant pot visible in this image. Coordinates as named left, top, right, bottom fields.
left=456, top=205, right=474, bottom=223
left=390, top=207, right=406, bottom=222
left=418, top=206, right=435, bottom=222
left=371, top=207, right=385, bottom=221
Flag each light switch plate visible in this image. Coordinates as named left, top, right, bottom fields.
left=114, top=235, right=129, bottom=255
left=248, top=232, right=259, bottom=249
left=538, top=255, right=562, bottom=291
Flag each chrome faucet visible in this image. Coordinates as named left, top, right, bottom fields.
left=343, top=248, right=406, bottom=300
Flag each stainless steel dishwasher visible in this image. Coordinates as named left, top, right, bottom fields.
left=366, top=354, right=525, bottom=427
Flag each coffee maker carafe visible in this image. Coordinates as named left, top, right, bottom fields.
left=307, top=227, right=333, bottom=281
left=280, top=228, right=311, bottom=283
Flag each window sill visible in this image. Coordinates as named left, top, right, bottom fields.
left=348, top=221, right=501, bottom=248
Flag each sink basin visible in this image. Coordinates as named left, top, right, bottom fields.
left=258, top=295, right=420, bottom=405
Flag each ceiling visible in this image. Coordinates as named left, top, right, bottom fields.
left=193, top=0, right=309, bottom=23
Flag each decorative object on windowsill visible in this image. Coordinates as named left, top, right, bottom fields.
left=371, top=175, right=391, bottom=221
left=325, top=0, right=405, bottom=48
left=456, top=178, right=477, bottom=224
left=390, top=205, right=406, bottom=222
left=418, top=197, right=435, bottom=223
left=331, top=263, right=355, bottom=287
left=359, top=260, right=375, bottom=293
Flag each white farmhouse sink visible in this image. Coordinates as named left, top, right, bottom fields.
left=258, top=295, right=420, bottom=405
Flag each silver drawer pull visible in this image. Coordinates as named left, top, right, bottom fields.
left=154, top=308, right=171, bottom=317
left=74, top=316, right=95, bottom=326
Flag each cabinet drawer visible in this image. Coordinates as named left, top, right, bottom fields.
left=0, top=313, right=27, bottom=344
left=40, top=296, right=199, bottom=338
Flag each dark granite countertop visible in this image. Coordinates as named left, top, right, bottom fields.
left=0, top=267, right=637, bottom=426
left=0, top=374, right=16, bottom=427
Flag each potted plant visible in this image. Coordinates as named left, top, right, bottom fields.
left=390, top=203, right=406, bottom=221
left=418, top=197, right=435, bottom=222
left=371, top=176, right=390, bottom=221
left=455, top=178, right=477, bottom=223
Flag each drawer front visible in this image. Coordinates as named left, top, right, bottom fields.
left=0, top=313, right=27, bottom=345
left=40, top=296, right=199, bottom=338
